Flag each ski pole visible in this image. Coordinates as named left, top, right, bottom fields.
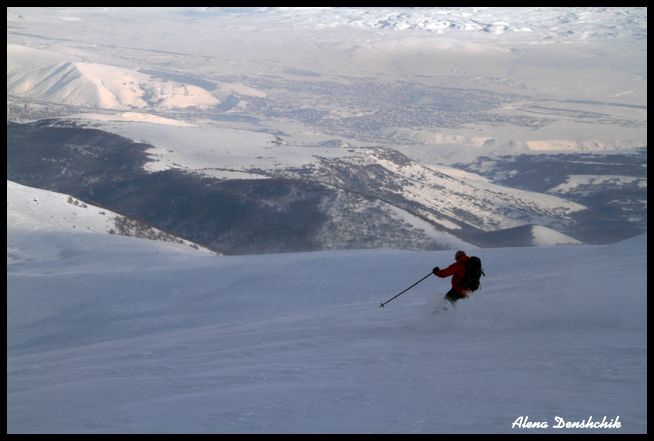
left=379, top=272, right=433, bottom=308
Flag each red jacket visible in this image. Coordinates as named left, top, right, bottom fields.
left=435, top=255, right=469, bottom=296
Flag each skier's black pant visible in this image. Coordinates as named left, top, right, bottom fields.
left=444, top=289, right=465, bottom=304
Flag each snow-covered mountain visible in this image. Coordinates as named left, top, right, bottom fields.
left=7, top=44, right=218, bottom=110
left=7, top=216, right=646, bottom=433
left=7, top=180, right=215, bottom=255
left=279, top=147, right=586, bottom=234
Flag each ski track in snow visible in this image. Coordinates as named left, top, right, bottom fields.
left=6, top=229, right=647, bottom=433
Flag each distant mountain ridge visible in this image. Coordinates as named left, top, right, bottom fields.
left=202, top=7, right=647, bottom=42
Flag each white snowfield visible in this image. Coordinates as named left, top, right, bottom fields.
left=7, top=226, right=646, bottom=433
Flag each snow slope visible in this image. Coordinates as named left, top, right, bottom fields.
left=7, top=226, right=646, bottom=433
left=530, top=225, right=582, bottom=246
left=7, top=180, right=214, bottom=256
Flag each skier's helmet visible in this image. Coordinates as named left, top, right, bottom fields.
left=455, top=250, right=466, bottom=262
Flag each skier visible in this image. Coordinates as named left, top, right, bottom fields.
left=433, top=250, right=470, bottom=305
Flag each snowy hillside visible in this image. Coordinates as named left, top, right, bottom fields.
left=301, top=148, right=586, bottom=233
left=7, top=45, right=218, bottom=110
left=7, top=225, right=646, bottom=433
left=7, top=180, right=214, bottom=255
left=529, top=225, right=581, bottom=246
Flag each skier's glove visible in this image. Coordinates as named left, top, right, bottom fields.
left=432, top=267, right=440, bottom=275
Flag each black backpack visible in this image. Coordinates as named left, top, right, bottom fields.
left=462, top=256, right=485, bottom=292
